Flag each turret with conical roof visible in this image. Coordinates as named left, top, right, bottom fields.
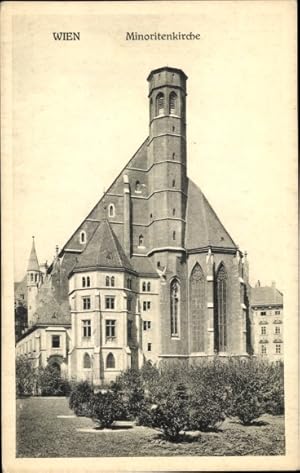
left=27, top=237, right=41, bottom=327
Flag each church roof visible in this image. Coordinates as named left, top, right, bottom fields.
left=27, top=237, right=40, bottom=271
left=185, top=179, right=237, bottom=251
left=72, top=220, right=134, bottom=273
left=130, top=256, right=158, bottom=277
left=251, top=285, right=283, bottom=307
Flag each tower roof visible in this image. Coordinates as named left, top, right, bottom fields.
left=147, top=66, right=188, bottom=81
left=71, top=220, right=134, bottom=274
left=27, top=237, right=40, bottom=272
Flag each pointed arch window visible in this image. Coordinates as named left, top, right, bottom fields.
left=190, top=263, right=205, bottom=352
left=105, top=276, right=110, bottom=287
left=216, top=264, right=227, bottom=352
left=106, top=352, right=115, bottom=369
left=108, top=204, right=115, bottom=218
left=156, top=93, right=164, bottom=116
left=169, top=92, right=177, bottom=114
left=170, top=279, right=180, bottom=337
left=83, top=353, right=91, bottom=369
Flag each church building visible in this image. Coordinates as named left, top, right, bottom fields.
left=16, top=67, right=252, bottom=385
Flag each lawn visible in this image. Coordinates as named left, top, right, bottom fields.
left=16, top=397, right=285, bottom=457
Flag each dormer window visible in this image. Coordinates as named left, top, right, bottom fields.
left=156, top=93, right=164, bottom=116
left=80, top=231, right=86, bottom=244
left=108, top=204, right=115, bottom=218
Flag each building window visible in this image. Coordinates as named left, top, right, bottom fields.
left=127, top=298, right=132, bottom=311
left=135, top=181, right=141, bottom=193
left=108, top=204, right=115, bottom=218
left=260, top=311, right=266, bottom=316
left=138, top=235, right=144, bottom=247
left=143, top=321, right=151, bottom=331
left=169, top=91, right=177, bottom=114
left=83, top=353, right=91, bottom=369
left=261, top=344, right=267, bottom=355
left=170, top=279, right=180, bottom=337
left=105, top=297, right=115, bottom=310
left=106, top=352, right=115, bottom=368
left=173, top=231, right=176, bottom=240
left=52, top=335, right=60, bottom=348
left=82, top=277, right=86, bottom=288
left=111, top=276, right=115, bottom=287
left=156, top=92, right=164, bottom=115
left=86, top=276, right=90, bottom=287
left=35, top=274, right=38, bottom=282
left=106, top=320, right=116, bottom=338
left=275, top=326, right=281, bottom=335
left=142, top=282, right=146, bottom=292
left=275, top=310, right=281, bottom=315
left=105, top=276, right=110, bottom=287
left=142, top=281, right=151, bottom=292
left=31, top=273, right=34, bottom=282
left=83, top=297, right=91, bottom=310
left=172, top=152, right=175, bottom=160
left=172, top=208, right=176, bottom=216
left=216, top=264, right=227, bottom=352
left=172, top=179, right=175, bottom=187
left=126, top=278, right=132, bottom=289
left=147, top=343, right=152, bottom=352
left=82, top=320, right=91, bottom=338
left=275, top=344, right=281, bottom=354
left=147, top=282, right=151, bottom=292
left=261, top=326, right=267, bottom=335
left=190, top=263, right=205, bottom=352
left=157, top=261, right=161, bottom=268
left=127, top=320, right=133, bottom=340
left=143, top=301, right=151, bottom=311
left=80, top=231, right=86, bottom=244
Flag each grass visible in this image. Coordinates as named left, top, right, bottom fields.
left=16, top=397, right=285, bottom=457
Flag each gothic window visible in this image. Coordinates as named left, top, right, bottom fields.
left=108, top=204, right=115, bottom=217
left=190, top=263, right=205, bottom=352
left=170, top=279, right=180, bottom=337
left=82, top=277, right=86, bottom=288
left=138, top=235, right=144, bottom=247
left=80, top=231, right=86, bottom=244
left=169, top=92, right=177, bottom=114
left=111, top=276, right=115, bottom=287
left=83, top=353, right=91, bottom=369
left=106, top=352, right=115, bottom=369
left=216, top=264, right=227, bottom=352
left=105, top=276, right=110, bottom=287
left=156, top=93, right=164, bottom=116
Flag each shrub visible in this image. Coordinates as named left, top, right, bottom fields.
left=38, top=365, right=70, bottom=396
left=113, top=368, right=144, bottom=420
left=16, top=355, right=37, bottom=397
left=89, top=390, right=123, bottom=428
left=69, top=380, right=94, bottom=416
left=263, top=362, right=284, bottom=415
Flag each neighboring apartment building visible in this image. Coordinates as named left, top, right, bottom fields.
left=16, top=66, right=254, bottom=385
left=251, top=281, right=284, bottom=362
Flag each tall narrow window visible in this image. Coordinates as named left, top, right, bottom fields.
left=172, top=152, right=175, bottom=160
left=142, top=282, right=146, bottom=292
left=82, top=320, right=91, bottom=338
left=82, top=277, right=86, bottom=288
left=275, top=344, right=281, bottom=354
left=80, top=231, right=86, bottom=244
left=111, top=276, right=115, bottom=287
left=147, top=282, right=151, bottom=292
left=156, top=93, right=164, bottom=116
left=83, top=353, right=91, bottom=368
left=83, top=297, right=91, bottom=310
left=105, top=276, right=110, bottom=287
left=106, top=352, right=115, bottom=368
left=172, top=179, right=175, bottom=187
left=138, top=235, right=144, bottom=247
left=86, top=276, right=90, bottom=287
left=173, top=231, right=176, bottom=240
left=190, top=263, right=205, bottom=352
left=172, top=208, right=176, bottom=216
left=215, top=264, right=227, bottom=352
left=108, top=204, right=115, bottom=217
left=169, top=92, right=177, bottom=114
left=135, top=181, right=141, bottom=193
left=261, top=326, right=266, bottom=335
left=261, top=344, right=267, bottom=354
left=170, top=279, right=180, bottom=337
left=106, top=320, right=116, bottom=338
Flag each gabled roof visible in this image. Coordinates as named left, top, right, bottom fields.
left=251, top=286, right=283, bottom=307
left=72, top=220, right=133, bottom=273
left=185, top=179, right=237, bottom=250
left=27, top=238, right=40, bottom=271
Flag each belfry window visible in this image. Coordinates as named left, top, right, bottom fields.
left=169, top=92, right=177, bottom=114
left=170, top=279, right=180, bottom=337
left=156, top=93, right=164, bottom=116
left=216, top=264, right=227, bottom=352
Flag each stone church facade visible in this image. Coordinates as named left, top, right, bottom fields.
left=16, top=67, right=252, bottom=385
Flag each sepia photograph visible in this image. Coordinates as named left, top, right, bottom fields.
left=1, top=1, right=298, bottom=472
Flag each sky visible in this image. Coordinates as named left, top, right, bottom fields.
left=11, top=2, right=297, bottom=294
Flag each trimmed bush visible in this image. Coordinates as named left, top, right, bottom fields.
left=89, top=390, right=123, bottom=428
left=38, top=365, right=70, bottom=396
left=69, top=380, right=94, bottom=416
left=16, top=355, right=37, bottom=397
